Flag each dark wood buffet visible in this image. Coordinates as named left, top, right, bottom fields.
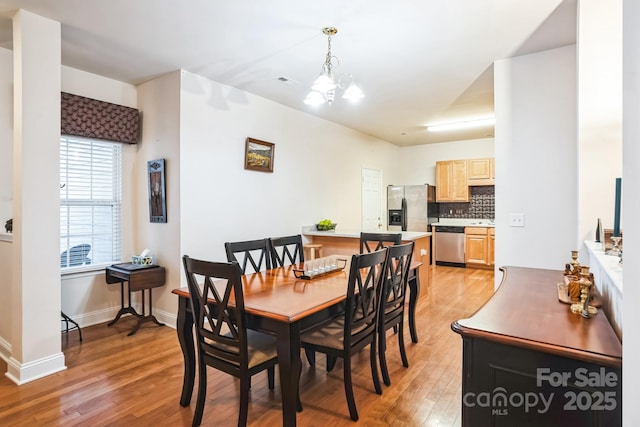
left=452, top=266, right=622, bottom=426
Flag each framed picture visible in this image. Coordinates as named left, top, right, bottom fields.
left=244, top=137, right=275, bottom=173
left=148, top=159, right=167, bottom=223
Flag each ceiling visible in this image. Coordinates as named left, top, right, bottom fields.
left=0, top=0, right=576, bottom=146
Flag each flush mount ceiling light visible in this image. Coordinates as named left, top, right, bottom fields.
left=304, top=27, right=364, bottom=106
left=426, top=116, right=495, bottom=132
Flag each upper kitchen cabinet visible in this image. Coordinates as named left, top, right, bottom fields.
left=436, top=160, right=469, bottom=202
left=468, top=158, right=495, bottom=186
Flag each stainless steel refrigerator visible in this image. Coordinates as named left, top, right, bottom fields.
left=387, top=184, right=438, bottom=232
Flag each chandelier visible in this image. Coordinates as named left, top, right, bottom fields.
left=304, top=27, right=364, bottom=106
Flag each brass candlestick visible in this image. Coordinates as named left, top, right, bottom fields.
left=570, top=266, right=597, bottom=317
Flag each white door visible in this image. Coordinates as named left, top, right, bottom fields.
left=362, top=167, right=382, bottom=230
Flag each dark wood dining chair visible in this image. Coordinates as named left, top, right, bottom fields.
left=269, top=234, right=304, bottom=267
left=301, top=248, right=388, bottom=421
left=378, top=241, right=414, bottom=386
left=359, top=232, right=402, bottom=254
left=182, top=255, right=278, bottom=427
left=224, top=238, right=272, bottom=274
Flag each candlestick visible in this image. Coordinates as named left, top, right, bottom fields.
left=613, top=177, right=621, bottom=237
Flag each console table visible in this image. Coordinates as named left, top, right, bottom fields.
left=452, top=266, right=622, bottom=426
left=105, top=263, right=166, bottom=336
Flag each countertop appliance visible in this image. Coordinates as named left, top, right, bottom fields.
left=387, top=184, right=438, bottom=232
left=434, top=225, right=465, bottom=267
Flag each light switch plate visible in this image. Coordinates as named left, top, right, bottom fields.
left=509, top=213, right=525, bottom=227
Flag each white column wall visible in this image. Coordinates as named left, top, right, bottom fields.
left=9, top=9, right=64, bottom=384
left=494, top=46, right=577, bottom=276
left=622, top=0, right=640, bottom=422
left=577, top=0, right=623, bottom=250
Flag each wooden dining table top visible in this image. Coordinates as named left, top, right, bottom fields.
left=172, top=262, right=351, bottom=323
left=172, top=259, right=423, bottom=324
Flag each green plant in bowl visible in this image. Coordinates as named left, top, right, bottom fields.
left=316, top=219, right=336, bottom=231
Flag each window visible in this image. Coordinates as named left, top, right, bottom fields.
left=60, top=135, right=122, bottom=270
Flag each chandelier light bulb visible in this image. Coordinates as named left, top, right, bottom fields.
left=304, top=90, right=326, bottom=106
left=342, top=82, right=364, bottom=101
left=305, top=26, right=363, bottom=106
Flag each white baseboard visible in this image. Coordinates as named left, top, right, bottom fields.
left=5, top=352, right=66, bottom=385
left=63, top=306, right=177, bottom=330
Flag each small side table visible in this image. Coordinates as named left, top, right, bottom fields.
left=105, top=263, right=166, bottom=336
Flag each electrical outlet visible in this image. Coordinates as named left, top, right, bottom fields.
left=509, top=213, right=525, bottom=227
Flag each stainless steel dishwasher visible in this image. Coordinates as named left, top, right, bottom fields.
left=434, top=225, right=466, bottom=267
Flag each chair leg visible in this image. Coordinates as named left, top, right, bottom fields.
left=399, top=319, right=409, bottom=368
left=370, top=337, right=382, bottom=395
left=379, top=328, right=391, bottom=386
left=267, top=366, right=275, bottom=390
left=239, top=376, right=250, bottom=427
left=304, top=346, right=316, bottom=366
left=326, top=355, right=337, bottom=372
left=343, top=356, right=359, bottom=421
left=192, top=361, right=207, bottom=427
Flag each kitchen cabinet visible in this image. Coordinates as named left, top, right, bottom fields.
left=465, top=226, right=494, bottom=268
left=436, top=160, right=469, bottom=202
left=468, top=157, right=495, bottom=186
left=487, top=228, right=495, bottom=266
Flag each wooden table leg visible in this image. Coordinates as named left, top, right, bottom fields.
left=275, top=321, right=302, bottom=427
left=176, top=295, right=195, bottom=406
left=108, top=281, right=139, bottom=326
left=408, top=269, right=420, bottom=343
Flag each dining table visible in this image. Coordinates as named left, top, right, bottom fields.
left=171, top=258, right=423, bottom=427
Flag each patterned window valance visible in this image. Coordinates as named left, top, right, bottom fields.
left=61, top=92, right=141, bottom=144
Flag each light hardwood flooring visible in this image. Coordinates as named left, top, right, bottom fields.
left=0, top=266, right=495, bottom=426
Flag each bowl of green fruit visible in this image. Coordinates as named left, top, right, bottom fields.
left=316, top=219, right=337, bottom=231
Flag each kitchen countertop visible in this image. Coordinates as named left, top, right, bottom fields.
left=432, top=218, right=495, bottom=227
left=301, top=226, right=431, bottom=241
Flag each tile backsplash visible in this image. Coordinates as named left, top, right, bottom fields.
left=438, top=186, right=494, bottom=219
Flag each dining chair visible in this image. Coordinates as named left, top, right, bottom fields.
left=301, top=248, right=389, bottom=422
left=378, top=241, right=414, bottom=386
left=269, top=234, right=304, bottom=267
left=224, top=238, right=272, bottom=274
left=182, top=255, right=278, bottom=427
left=359, top=232, right=402, bottom=254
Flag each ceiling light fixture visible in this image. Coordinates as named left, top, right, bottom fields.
left=426, top=116, right=495, bottom=132
left=304, top=27, right=364, bottom=106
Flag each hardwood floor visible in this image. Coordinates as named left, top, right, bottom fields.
left=0, top=266, right=495, bottom=426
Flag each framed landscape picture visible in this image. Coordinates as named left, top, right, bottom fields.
left=147, top=159, right=167, bottom=223
left=244, top=137, right=275, bottom=173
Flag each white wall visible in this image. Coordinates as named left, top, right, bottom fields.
left=577, top=0, right=623, bottom=249
left=179, top=70, right=401, bottom=268
left=494, top=45, right=577, bottom=273
left=622, top=0, right=640, bottom=422
left=133, top=71, right=181, bottom=320
left=0, top=47, right=13, bottom=352
left=0, top=48, right=12, bottom=225
left=397, top=137, right=494, bottom=185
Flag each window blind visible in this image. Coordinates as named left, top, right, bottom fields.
left=60, top=135, right=122, bottom=269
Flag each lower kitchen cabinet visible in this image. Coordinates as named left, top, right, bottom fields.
left=465, top=226, right=494, bottom=269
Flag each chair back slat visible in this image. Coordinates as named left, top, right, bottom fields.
left=225, top=239, right=272, bottom=274
left=182, top=256, right=248, bottom=367
left=270, top=235, right=304, bottom=267
left=383, top=242, right=414, bottom=318
left=359, top=232, right=402, bottom=254
left=344, top=248, right=388, bottom=347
